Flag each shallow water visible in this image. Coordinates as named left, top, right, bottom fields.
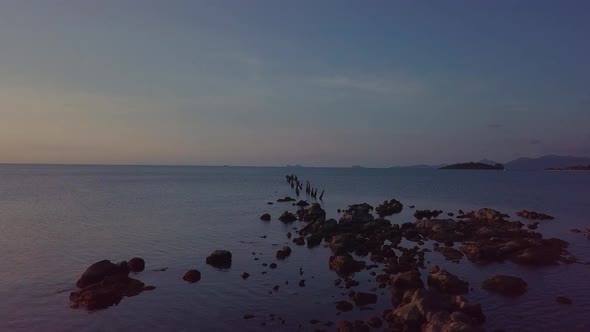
left=0, top=165, right=589, bottom=331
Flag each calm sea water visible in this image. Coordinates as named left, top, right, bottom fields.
left=1, top=165, right=589, bottom=332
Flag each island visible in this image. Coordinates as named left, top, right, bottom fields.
left=546, top=165, right=590, bottom=171
left=440, top=162, right=505, bottom=170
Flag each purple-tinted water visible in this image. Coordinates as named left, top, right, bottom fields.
left=0, top=165, right=589, bottom=331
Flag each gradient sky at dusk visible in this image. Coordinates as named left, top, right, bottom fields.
left=1, top=1, right=589, bottom=167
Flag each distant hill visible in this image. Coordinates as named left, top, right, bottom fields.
left=478, top=158, right=500, bottom=166
left=546, top=165, right=590, bottom=171
left=505, top=155, right=590, bottom=170
left=440, top=162, right=504, bottom=170
left=390, top=164, right=447, bottom=169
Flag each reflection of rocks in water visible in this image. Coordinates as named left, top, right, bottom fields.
left=70, top=259, right=154, bottom=310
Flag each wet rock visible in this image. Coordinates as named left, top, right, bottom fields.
left=299, top=280, right=306, bottom=287
left=556, top=296, right=572, bottom=304
left=375, top=199, right=403, bottom=217
left=70, top=260, right=152, bottom=310
left=269, top=263, right=277, bottom=269
left=335, top=301, right=354, bottom=312
left=434, top=247, right=464, bottom=263
left=329, top=255, right=366, bottom=276
left=366, top=316, right=382, bottom=328
left=76, top=260, right=128, bottom=288
left=295, top=200, right=310, bottom=207
left=277, top=196, right=296, bottom=202
left=390, top=269, right=424, bottom=304
left=517, top=209, right=554, bottom=220
left=267, top=202, right=274, bottom=205
left=307, top=233, right=324, bottom=248
left=339, top=203, right=375, bottom=224
left=293, top=237, right=305, bottom=246
left=182, top=270, right=201, bottom=283
left=241, top=272, right=250, bottom=280
left=427, top=266, right=469, bottom=295
left=128, top=257, right=145, bottom=273
left=352, top=292, right=377, bottom=306
left=260, top=213, right=271, bottom=221
left=482, top=275, right=527, bottom=296
left=206, top=250, right=232, bottom=268
left=279, top=211, right=298, bottom=223
left=276, top=246, right=292, bottom=260
left=301, top=203, right=327, bottom=222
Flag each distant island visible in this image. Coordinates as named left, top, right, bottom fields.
left=440, top=162, right=505, bottom=170
left=546, top=165, right=590, bottom=171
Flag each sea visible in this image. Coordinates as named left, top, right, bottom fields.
left=0, top=164, right=589, bottom=331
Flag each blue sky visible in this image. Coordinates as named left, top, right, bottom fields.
left=1, top=0, right=589, bottom=166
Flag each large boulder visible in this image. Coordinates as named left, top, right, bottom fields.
left=76, top=260, right=128, bottom=288
left=301, top=203, right=326, bottom=222
left=206, top=250, right=232, bottom=268
left=71, top=259, right=153, bottom=310
left=339, top=203, right=375, bottom=224
left=482, top=275, right=527, bottom=296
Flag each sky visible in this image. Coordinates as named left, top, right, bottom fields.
left=1, top=0, right=589, bottom=167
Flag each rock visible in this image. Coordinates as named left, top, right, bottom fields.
left=301, top=203, right=327, bottom=222
left=299, top=280, right=306, bottom=287
left=352, top=292, right=377, bottom=306
left=70, top=275, right=147, bottom=310
left=293, top=237, right=305, bottom=246
left=295, top=200, right=309, bottom=207
left=241, top=272, right=250, bottom=280
left=390, top=269, right=425, bottom=304
left=279, top=211, right=298, bottom=223
left=376, top=199, right=403, bottom=217
left=76, top=260, right=128, bottom=289
left=243, top=314, right=255, bottom=319
left=205, top=250, right=232, bottom=268
left=482, top=275, right=527, bottom=296
left=329, top=255, right=366, bottom=276
left=366, top=316, right=382, bottom=328
left=556, top=296, right=572, bottom=304
left=339, top=203, right=375, bottom=224
left=434, top=247, right=464, bottom=263
left=128, top=257, right=145, bottom=273
left=70, top=259, right=152, bottom=310
left=414, top=209, right=443, bottom=220
left=276, top=246, right=292, bottom=260
left=335, top=301, right=354, bottom=312
left=182, top=270, right=201, bottom=283
left=427, top=266, right=469, bottom=295
left=277, top=196, right=296, bottom=202
left=260, top=213, right=271, bottom=221
left=269, top=263, right=277, bottom=269
left=516, top=209, right=554, bottom=220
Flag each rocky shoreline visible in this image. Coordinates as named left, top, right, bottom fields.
left=69, top=174, right=580, bottom=331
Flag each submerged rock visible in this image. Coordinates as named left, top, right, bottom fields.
left=206, top=250, right=232, bottom=268
left=556, top=296, right=572, bottom=304
left=482, top=275, right=527, bottom=296
left=182, top=270, right=201, bottom=283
